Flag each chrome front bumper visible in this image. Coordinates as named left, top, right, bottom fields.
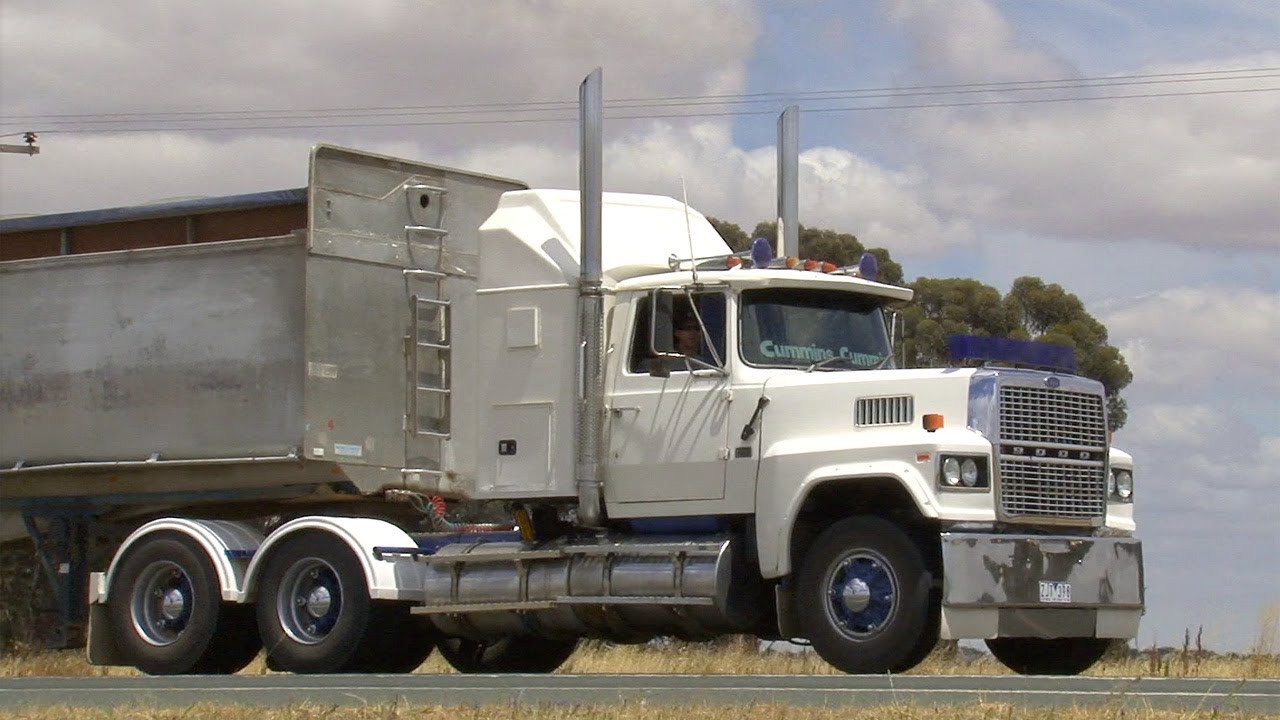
left=939, top=532, right=1144, bottom=640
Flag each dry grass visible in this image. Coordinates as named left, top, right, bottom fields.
left=1, top=703, right=1277, bottom=720
left=2, top=635, right=1277, bottom=679
left=1, top=634, right=1276, bottom=720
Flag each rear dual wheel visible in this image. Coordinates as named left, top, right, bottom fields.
left=255, top=531, right=435, bottom=673
left=108, top=532, right=261, bottom=675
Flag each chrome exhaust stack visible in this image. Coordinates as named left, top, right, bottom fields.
left=575, top=68, right=606, bottom=528
left=776, top=105, right=799, bottom=259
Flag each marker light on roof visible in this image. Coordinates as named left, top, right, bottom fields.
left=858, top=252, right=879, bottom=282
left=750, top=237, right=773, bottom=268
left=821, top=261, right=837, bottom=273
left=725, top=255, right=743, bottom=268
left=784, top=256, right=799, bottom=269
left=803, top=259, right=818, bottom=271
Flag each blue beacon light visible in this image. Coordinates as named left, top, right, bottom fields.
left=857, top=252, right=879, bottom=282
left=750, top=237, right=774, bottom=268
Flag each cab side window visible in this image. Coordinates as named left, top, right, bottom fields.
left=627, top=292, right=726, bottom=374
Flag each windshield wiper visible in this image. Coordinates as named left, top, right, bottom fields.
left=805, top=354, right=894, bottom=373
left=869, top=354, right=894, bottom=370
left=805, top=356, right=856, bottom=373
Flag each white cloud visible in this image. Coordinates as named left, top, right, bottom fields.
left=1, top=1, right=964, bottom=253
left=1, top=0, right=756, bottom=213
left=879, top=0, right=1280, bottom=251
left=445, top=120, right=964, bottom=252
left=1124, top=403, right=1223, bottom=450
left=1, top=1, right=760, bottom=118
left=881, top=0, right=1078, bottom=82
left=1102, top=287, right=1280, bottom=391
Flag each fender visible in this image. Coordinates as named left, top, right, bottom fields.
left=242, top=516, right=424, bottom=602
left=755, top=459, right=937, bottom=579
left=93, top=518, right=264, bottom=604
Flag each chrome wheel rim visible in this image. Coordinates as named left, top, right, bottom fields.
left=130, top=561, right=194, bottom=647
left=824, top=549, right=898, bottom=640
left=276, top=558, right=343, bottom=645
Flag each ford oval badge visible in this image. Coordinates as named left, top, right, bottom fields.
left=1045, top=376, right=1061, bottom=389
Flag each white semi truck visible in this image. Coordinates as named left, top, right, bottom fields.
left=0, top=72, right=1141, bottom=676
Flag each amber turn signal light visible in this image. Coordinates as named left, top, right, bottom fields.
left=923, top=413, right=944, bottom=432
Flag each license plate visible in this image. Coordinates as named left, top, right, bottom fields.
left=1039, top=581, right=1072, bottom=604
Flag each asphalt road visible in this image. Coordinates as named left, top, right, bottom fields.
left=1, top=674, right=1277, bottom=713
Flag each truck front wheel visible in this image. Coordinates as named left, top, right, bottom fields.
left=108, top=532, right=261, bottom=675
left=797, top=516, right=934, bottom=674
left=986, top=637, right=1111, bottom=675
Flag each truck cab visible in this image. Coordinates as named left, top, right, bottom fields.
left=598, top=263, right=1142, bottom=674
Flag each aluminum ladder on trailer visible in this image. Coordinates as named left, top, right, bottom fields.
left=405, top=183, right=452, bottom=440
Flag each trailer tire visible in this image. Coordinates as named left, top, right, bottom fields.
left=797, top=516, right=933, bottom=674
left=438, top=636, right=578, bottom=674
left=985, top=637, right=1111, bottom=675
left=108, top=532, right=260, bottom=675
left=255, top=531, right=382, bottom=674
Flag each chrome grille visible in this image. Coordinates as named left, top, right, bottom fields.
left=855, top=395, right=913, bottom=427
left=997, top=385, right=1107, bottom=523
left=999, top=386, right=1107, bottom=447
left=999, top=460, right=1107, bottom=519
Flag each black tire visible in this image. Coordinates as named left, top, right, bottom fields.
left=890, top=541, right=942, bottom=674
left=349, top=605, right=436, bottom=673
left=986, top=637, right=1111, bottom=676
left=891, top=594, right=941, bottom=673
left=255, top=531, right=384, bottom=674
left=438, top=635, right=578, bottom=673
left=107, top=532, right=261, bottom=675
left=796, top=516, right=934, bottom=674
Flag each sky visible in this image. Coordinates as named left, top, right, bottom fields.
left=2, top=1, right=1277, bottom=652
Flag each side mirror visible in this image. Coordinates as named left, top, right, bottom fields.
left=650, top=290, right=675, bottom=355
left=649, top=357, right=672, bottom=378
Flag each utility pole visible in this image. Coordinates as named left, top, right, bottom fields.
left=0, top=132, right=40, bottom=156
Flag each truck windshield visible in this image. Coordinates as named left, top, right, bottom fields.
left=740, top=288, right=893, bottom=369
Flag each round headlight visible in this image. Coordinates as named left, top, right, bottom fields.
left=942, top=458, right=962, bottom=486
left=960, top=458, right=980, bottom=487
left=1114, top=470, right=1133, bottom=499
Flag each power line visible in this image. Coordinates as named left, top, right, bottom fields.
left=4, top=65, right=1274, bottom=123
left=2, top=75, right=1276, bottom=138
left=8, top=71, right=1279, bottom=131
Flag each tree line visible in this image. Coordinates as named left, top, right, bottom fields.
left=707, top=218, right=1131, bottom=429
